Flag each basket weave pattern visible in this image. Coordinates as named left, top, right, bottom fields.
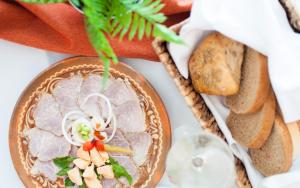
left=152, top=22, right=252, bottom=188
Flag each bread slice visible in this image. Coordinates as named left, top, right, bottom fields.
left=249, top=115, right=293, bottom=176
left=287, top=121, right=300, bottom=159
left=189, top=32, right=244, bottom=96
left=226, top=91, right=276, bottom=148
left=225, top=47, right=270, bottom=114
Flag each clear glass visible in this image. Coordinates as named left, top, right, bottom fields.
left=166, top=125, right=237, bottom=188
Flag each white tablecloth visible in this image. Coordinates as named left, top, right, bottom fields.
left=0, top=39, right=199, bottom=188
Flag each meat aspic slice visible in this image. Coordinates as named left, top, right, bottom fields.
left=124, top=132, right=152, bottom=166
left=103, top=78, right=139, bottom=106
left=24, top=128, right=71, bottom=161
left=78, top=75, right=103, bottom=117
left=106, top=129, right=131, bottom=156
left=33, top=93, right=63, bottom=136
left=102, top=178, right=119, bottom=188
left=31, top=160, right=59, bottom=182
left=114, top=100, right=146, bottom=133
left=52, top=75, right=83, bottom=116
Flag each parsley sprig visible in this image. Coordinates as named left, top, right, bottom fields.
left=107, top=157, right=133, bottom=185
left=53, top=156, right=75, bottom=177
left=53, top=156, right=77, bottom=187
left=21, top=0, right=183, bottom=80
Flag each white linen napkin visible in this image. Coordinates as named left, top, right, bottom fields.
left=168, top=0, right=300, bottom=123
left=168, top=0, right=300, bottom=187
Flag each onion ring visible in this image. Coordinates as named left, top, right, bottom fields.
left=103, top=115, right=117, bottom=143
left=62, top=111, right=86, bottom=146
left=83, top=93, right=113, bottom=129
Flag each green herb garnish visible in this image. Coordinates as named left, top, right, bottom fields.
left=20, top=0, right=183, bottom=83
left=79, top=181, right=87, bottom=188
left=64, top=177, right=75, bottom=187
left=53, top=156, right=76, bottom=169
left=77, top=123, right=91, bottom=141
left=21, top=0, right=66, bottom=2
left=56, top=167, right=71, bottom=176
left=108, top=157, right=133, bottom=185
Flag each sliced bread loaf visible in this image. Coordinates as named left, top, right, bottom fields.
left=189, top=32, right=244, bottom=96
left=225, top=47, right=270, bottom=114
left=226, top=91, right=276, bottom=148
left=249, top=115, right=293, bottom=176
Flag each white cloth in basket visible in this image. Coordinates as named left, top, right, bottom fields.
left=168, top=0, right=300, bottom=187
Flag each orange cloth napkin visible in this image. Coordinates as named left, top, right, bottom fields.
left=0, top=0, right=191, bottom=60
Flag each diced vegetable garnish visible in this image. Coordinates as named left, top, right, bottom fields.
left=77, top=123, right=92, bottom=141
left=62, top=111, right=87, bottom=146
left=94, top=131, right=106, bottom=141
left=54, top=146, right=133, bottom=187
left=94, top=140, right=105, bottom=151
left=67, top=167, right=83, bottom=185
left=83, top=141, right=95, bottom=151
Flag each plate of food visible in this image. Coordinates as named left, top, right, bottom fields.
left=9, top=57, right=171, bottom=188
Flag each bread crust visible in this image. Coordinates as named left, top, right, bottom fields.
left=189, top=32, right=244, bottom=96
left=277, top=117, right=293, bottom=174
left=226, top=90, right=276, bottom=149
left=245, top=52, right=270, bottom=113
left=249, top=115, right=293, bottom=176
left=247, top=91, right=276, bottom=148
left=225, top=48, right=270, bottom=114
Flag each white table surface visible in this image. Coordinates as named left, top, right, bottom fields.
left=0, top=39, right=199, bottom=188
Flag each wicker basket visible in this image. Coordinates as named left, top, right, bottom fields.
left=152, top=2, right=299, bottom=188
left=152, top=21, right=252, bottom=188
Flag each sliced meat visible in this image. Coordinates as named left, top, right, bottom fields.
left=106, top=129, right=131, bottom=156
left=78, top=75, right=102, bottom=117
left=31, top=160, right=59, bottom=182
left=125, top=132, right=152, bottom=166
left=103, top=78, right=139, bottom=106
left=33, top=93, right=63, bottom=136
left=25, top=128, right=71, bottom=161
left=99, top=98, right=111, bottom=119
left=52, top=75, right=83, bottom=116
left=69, top=145, right=79, bottom=157
left=113, top=156, right=139, bottom=186
left=102, top=179, right=119, bottom=188
left=114, top=100, right=145, bottom=132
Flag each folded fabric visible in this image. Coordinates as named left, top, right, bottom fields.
left=169, top=0, right=300, bottom=187
left=0, top=0, right=191, bottom=60
left=169, top=0, right=300, bottom=123
left=199, top=95, right=300, bottom=188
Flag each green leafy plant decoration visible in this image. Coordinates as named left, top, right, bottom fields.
left=21, top=0, right=66, bottom=3
left=21, top=0, right=183, bottom=81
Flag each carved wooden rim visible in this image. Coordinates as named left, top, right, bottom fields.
left=9, top=56, right=171, bottom=188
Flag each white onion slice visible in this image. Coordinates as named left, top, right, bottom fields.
left=91, top=116, right=106, bottom=131
left=62, top=111, right=86, bottom=146
left=83, top=93, right=113, bottom=128
left=103, top=115, right=117, bottom=143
